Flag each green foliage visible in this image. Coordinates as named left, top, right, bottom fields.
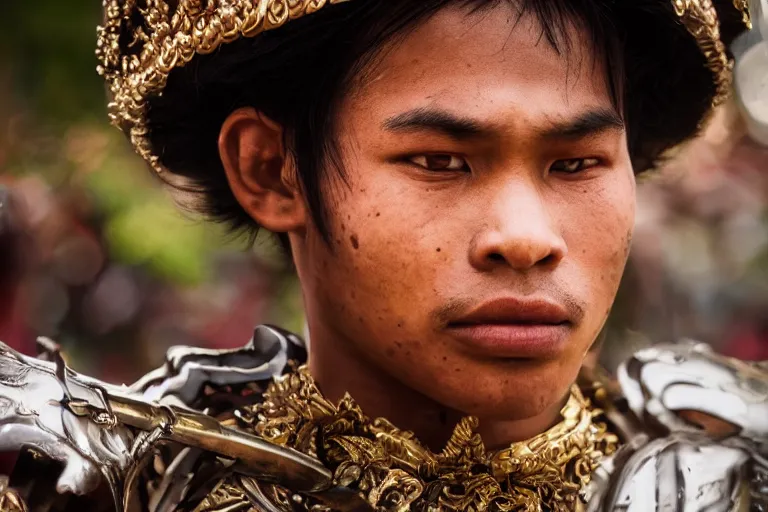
left=0, top=2, right=233, bottom=286
left=0, top=1, right=105, bottom=125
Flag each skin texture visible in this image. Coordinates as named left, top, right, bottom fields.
left=220, top=4, right=636, bottom=450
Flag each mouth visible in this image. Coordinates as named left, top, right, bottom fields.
left=445, top=297, right=572, bottom=359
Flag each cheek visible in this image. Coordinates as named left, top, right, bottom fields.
left=562, top=173, right=635, bottom=314
left=309, top=174, right=447, bottom=325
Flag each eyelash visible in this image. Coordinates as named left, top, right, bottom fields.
left=549, top=158, right=601, bottom=174
left=408, top=154, right=469, bottom=172
left=407, top=154, right=601, bottom=174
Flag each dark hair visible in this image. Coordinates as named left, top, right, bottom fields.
left=147, top=0, right=720, bottom=243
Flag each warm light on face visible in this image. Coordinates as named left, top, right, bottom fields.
left=293, top=4, right=636, bottom=425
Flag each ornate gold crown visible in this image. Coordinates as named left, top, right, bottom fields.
left=96, top=0, right=751, bottom=173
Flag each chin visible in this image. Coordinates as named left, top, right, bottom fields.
left=439, top=359, right=577, bottom=421
left=469, top=391, right=566, bottom=423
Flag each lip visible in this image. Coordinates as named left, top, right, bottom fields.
left=445, top=297, right=572, bottom=359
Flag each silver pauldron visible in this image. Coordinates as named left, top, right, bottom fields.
left=0, top=326, right=370, bottom=512
left=585, top=342, right=768, bottom=511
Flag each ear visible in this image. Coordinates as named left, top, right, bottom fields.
left=219, top=107, right=306, bottom=233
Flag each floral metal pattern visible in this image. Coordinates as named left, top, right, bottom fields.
left=227, top=366, right=619, bottom=512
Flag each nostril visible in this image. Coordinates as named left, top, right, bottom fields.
left=487, top=252, right=505, bottom=263
left=540, top=254, right=557, bottom=266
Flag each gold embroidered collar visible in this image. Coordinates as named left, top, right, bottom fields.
left=246, top=366, right=618, bottom=511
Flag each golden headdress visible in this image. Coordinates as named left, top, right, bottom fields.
left=96, top=0, right=751, bottom=174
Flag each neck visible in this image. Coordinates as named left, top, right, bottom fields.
left=307, top=322, right=567, bottom=452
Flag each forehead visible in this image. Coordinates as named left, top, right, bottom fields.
left=346, top=3, right=613, bottom=129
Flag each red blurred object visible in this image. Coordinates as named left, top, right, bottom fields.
left=724, top=323, right=768, bottom=361
left=0, top=182, right=35, bottom=355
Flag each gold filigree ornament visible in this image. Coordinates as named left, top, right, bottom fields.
left=0, top=477, right=28, bottom=512
left=95, top=0, right=352, bottom=174
left=732, top=0, right=753, bottom=28
left=673, top=0, right=735, bottom=113
left=96, top=0, right=748, bottom=174
left=229, top=366, right=619, bottom=512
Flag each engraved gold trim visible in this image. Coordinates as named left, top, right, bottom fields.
left=227, top=365, right=619, bottom=511
left=733, top=0, right=753, bottom=28
left=0, top=477, right=28, bottom=512
left=672, top=0, right=735, bottom=116
left=96, top=0, right=351, bottom=173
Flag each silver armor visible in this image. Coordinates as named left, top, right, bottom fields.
left=585, top=342, right=768, bottom=511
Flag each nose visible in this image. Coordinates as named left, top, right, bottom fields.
left=469, top=182, right=567, bottom=272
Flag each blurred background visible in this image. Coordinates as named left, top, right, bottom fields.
left=0, top=2, right=766, bottom=383
left=0, top=2, right=304, bottom=382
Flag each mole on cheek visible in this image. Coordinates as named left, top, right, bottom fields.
left=351, top=234, right=360, bottom=250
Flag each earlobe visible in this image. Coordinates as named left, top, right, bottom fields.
left=218, top=107, right=307, bottom=233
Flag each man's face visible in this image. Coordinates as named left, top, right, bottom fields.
left=294, top=5, right=635, bottom=421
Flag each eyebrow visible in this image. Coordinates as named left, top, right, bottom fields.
left=541, top=108, right=625, bottom=140
left=382, top=106, right=624, bottom=141
left=382, top=107, right=491, bottom=140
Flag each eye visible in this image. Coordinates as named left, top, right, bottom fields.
left=409, top=154, right=469, bottom=172
left=550, top=158, right=600, bottom=173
